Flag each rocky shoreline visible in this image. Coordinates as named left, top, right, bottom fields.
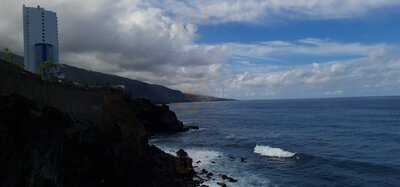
left=0, top=60, right=239, bottom=187
left=0, top=62, right=198, bottom=186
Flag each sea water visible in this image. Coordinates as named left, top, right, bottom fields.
left=151, top=97, right=400, bottom=186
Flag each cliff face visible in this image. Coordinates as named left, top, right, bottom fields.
left=0, top=62, right=195, bottom=186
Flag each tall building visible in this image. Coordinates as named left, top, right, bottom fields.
left=23, top=5, right=59, bottom=73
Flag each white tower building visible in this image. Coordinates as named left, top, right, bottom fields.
left=23, top=5, right=59, bottom=73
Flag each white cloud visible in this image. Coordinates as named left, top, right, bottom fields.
left=159, top=0, right=400, bottom=24
left=0, top=0, right=226, bottom=89
left=216, top=39, right=391, bottom=61
left=216, top=46, right=400, bottom=99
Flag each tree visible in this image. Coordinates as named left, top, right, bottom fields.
left=3, top=48, right=13, bottom=64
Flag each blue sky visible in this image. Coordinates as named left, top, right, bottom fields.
left=185, top=1, right=400, bottom=99
left=198, top=11, right=400, bottom=45
left=195, top=11, right=400, bottom=68
left=2, top=0, right=400, bottom=99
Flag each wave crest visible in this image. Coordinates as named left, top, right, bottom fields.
left=254, top=145, right=295, bottom=158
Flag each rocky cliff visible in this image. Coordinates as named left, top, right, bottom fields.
left=0, top=61, right=196, bottom=186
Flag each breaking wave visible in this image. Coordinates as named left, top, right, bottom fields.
left=254, top=145, right=296, bottom=158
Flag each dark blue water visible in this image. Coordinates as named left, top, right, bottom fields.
left=151, top=97, right=400, bottom=187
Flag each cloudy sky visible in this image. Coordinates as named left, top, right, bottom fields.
left=2, top=0, right=400, bottom=99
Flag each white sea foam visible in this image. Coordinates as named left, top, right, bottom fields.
left=254, top=145, right=296, bottom=158
left=156, top=144, right=274, bottom=186
left=186, top=149, right=222, bottom=167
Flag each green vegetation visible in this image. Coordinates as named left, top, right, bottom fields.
left=3, top=48, right=13, bottom=64
left=38, top=60, right=58, bottom=79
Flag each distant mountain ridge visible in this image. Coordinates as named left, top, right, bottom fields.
left=59, top=64, right=187, bottom=103
left=0, top=51, right=232, bottom=103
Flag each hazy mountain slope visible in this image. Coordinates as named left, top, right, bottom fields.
left=59, top=64, right=187, bottom=103
left=0, top=51, right=232, bottom=103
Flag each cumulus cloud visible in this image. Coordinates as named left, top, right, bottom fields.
left=1, top=0, right=226, bottom=89
left=218, top=43, right=400, bottom=99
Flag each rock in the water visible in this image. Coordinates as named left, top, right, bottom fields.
left=221, top=174, right=238, bottom=183
left=183, top=125, right=200, bottom=131
left=217, top=182, right=227, bottom=187
left=176, top=149, right=194, bottom=176
left=201, top=169, right=209, bottom=174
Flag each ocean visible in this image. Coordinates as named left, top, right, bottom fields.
left=150, top=97, right=400, bottom=187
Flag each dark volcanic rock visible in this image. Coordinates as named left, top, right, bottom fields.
left=0, top=94, right=195, bottom=187
left=221, top=174, right=238, bottom=183
left=0, top=94, right=70, bottom=187
left=0, top=57, right=199, bottom=187
left=176, top=149, right=195, bottom=177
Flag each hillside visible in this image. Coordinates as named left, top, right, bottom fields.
left=59, top=64, right=187, bottom=103
left=59, top=64, right=233, bottom=103
left=0, top=51, right=232, bottom=103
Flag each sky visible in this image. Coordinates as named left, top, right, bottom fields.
left=1, top=0, right=400, bottom=99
